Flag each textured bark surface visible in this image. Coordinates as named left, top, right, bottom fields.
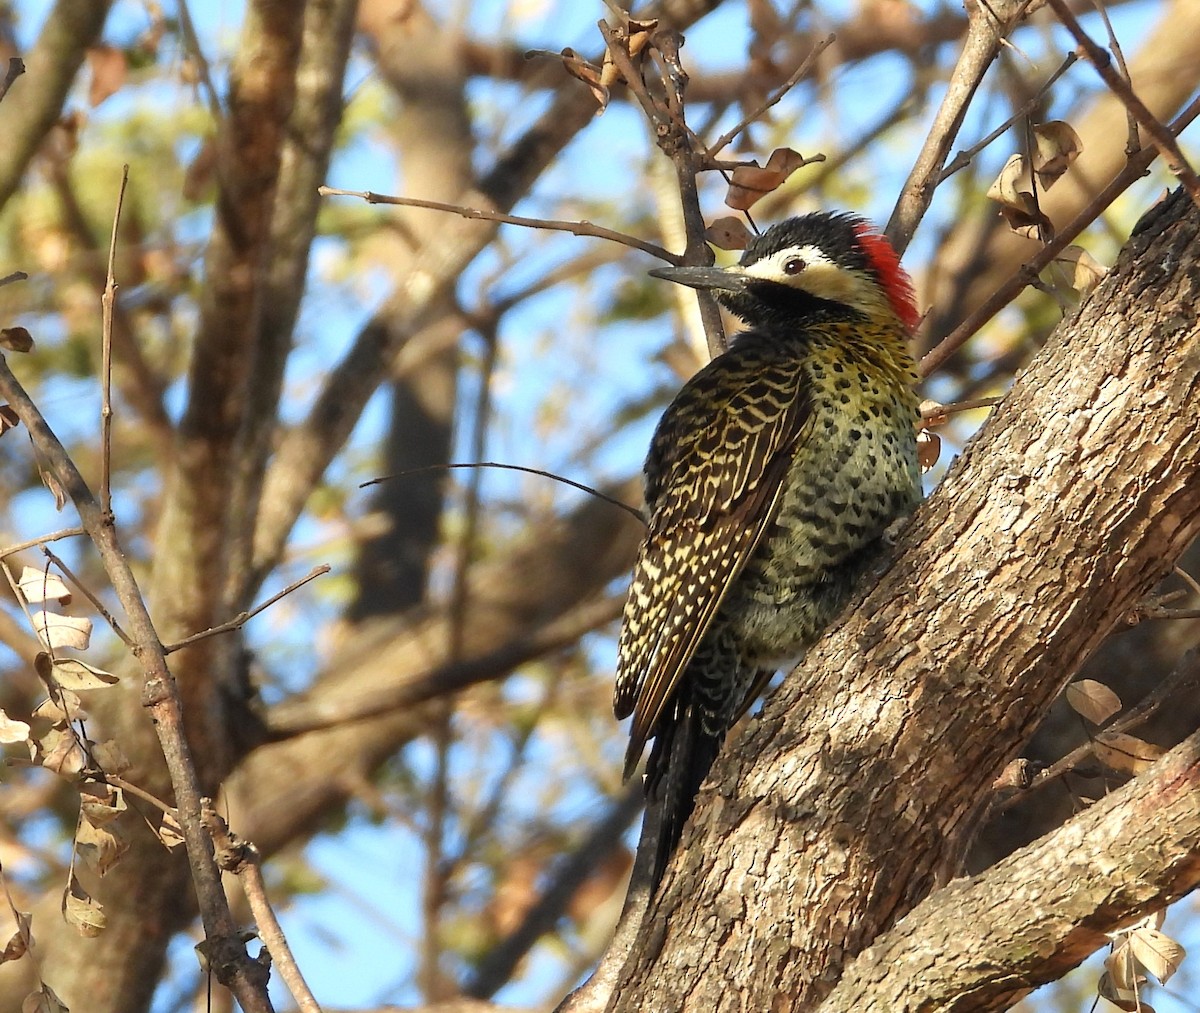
left=610, top=188, right=1200, bottom=1010
left=823, top=727, right=1200, bottom=1011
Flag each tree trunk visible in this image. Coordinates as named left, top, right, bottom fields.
left=609, top=187, right=1200, bottom=1010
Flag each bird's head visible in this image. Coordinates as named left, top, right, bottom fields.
left=650, top=212, right=919, bottom=334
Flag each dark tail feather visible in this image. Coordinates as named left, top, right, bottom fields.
left=644, top=695, right=723, bottom=890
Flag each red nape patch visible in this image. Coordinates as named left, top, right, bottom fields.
left=853, top=223, right=920, bottom=332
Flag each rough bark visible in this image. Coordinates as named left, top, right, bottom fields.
left=823, top=726, right=1200, bottom=1011
left=609, top=188, right=1200, bottom=1010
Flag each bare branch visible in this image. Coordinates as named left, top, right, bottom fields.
left=0, top=526, right=85, bottom=558
left=41, top=546, right=132, bottom=647
left=204, top=807, right=322, bottom=1013
left=821, top=726, right=1200, bottom=1011
left=939, top=53, right=1079, bottom=183
left=319, top=186, right=679, bottom=264
left=920, top=93, right=1200, bottom=376
left=99, top=164, right=129, bottom=520
left=886, top=0, right=1026, bottom=255
left=0, top=356, right=274, bottom=1011
left=163, top=564, right=330, bottom=654
left=1048, top=0, right=1200, bottom=205
left=705, top=34, right=836, bottom=158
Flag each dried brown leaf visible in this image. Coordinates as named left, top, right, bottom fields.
left=32, top=688, right=85, bottom=723
left=1103, top=938, right=1141, bottom=997
left=625, top=17, right=659, bottom=58
left=917, top=430, right=941, bottom=472
left=704, top=216, right=753, bottom=251
left=0, top=327, right=33, bottom=352
left=37, top=726, right=86, bottom=777
left=79, top=782, right=127, bottom=825
left=724, top=148, right=808, bottom=211
left=557, top=47, right=609, bottom=111
left=76, top=818, right=129, bottom=877
left=986, top=154, right=1053, bottom=239
left=155, top=810, right=185, bottom=849
left=62, top=876, right=105, bottom=936
left=17, top=567, right=70, bottom=605
left=0, top=405, right=18, bottom=436
left=86, top=44, right=128, bottom=107
left=0, top=911, right=31, bottom=964
left=1033, top=119, right=1082, bottom=188
left=1055, top=245, right=1108, bottom=297
left=22, top=983, right=69, bottom=1013
left=91, top=738, right=131, bottom=775
left=1065, top=678, right=1121, bottom=725
left=50, top=658, right=117, bottom=691
left=0, top=708, right=30, bottom=744
left=1094, top=731, right=1165, bottom=776
left=1129, top=926, right=1186, bottom=984
left=31, top=611, right=91, bottom=652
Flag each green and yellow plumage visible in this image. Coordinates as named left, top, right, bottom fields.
left=614, top=212, right=922, bottom=887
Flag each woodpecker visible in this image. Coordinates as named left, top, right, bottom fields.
left=614, top=211, right=922, bottom=888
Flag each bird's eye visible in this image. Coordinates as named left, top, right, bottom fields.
left=783, top=257, right=805, bottom=276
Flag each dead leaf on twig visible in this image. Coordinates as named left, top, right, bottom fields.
left=1093, top=730, right=1164, bottom=775
left=62, top=875, right=106, bottom=937
left=705, top=216, right=753, bottom=251
left=86, top=44, right=128, bottom=107
left=1055, top=245, right=1108, bottom=296
left=1032, top=120, right=1082, bottom=189
left=987, top=154, right=1054, bottom=239
left=724, top=147, right=809, bottom=211
left=0, top=327, right=33, bottom=352
left=917, top=429, right=941, bottom=471
left=1065, top=678, right=1121, bottom=725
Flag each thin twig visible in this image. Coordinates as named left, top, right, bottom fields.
left=203, top=807, right=323, bottom=1013
left=706, top=34, right=836, bottom=158
left=176, top=1, right=223, bottom=122
left=41, top=547, right=133, bottom=647
left=100, top=165, right=130, bottom=520
left=108, top=774, right=176, bottom=816
left=886, top=0, right=1026, bottom=255
left=163, top=564, right=330, bottom=654
left=1173, top=566, right=1200, bottom=599
left=939, top=53, right=1078, bottom=183
left=596, top=19, right=726, bottom=355
left=361, top=462, right=645, bottom=524
left=0, top=526, right=86, bottom=558
left=0, top=372, right=268, bottom=1000
left=993, top=651, right=1200, bottom=814
left=1133, top=606, right=1200, bottom=622
left=920, top=395, right=1003, bottom=426
left=1048, top=0, right=1200, bottom=205
left=920, top=93, right=1200, bottom=376
left=0, top=271, right=27, bottom=288
left=318, top=186, right=679, bottom=264
left=1090, top=0, right=1139, bottom=155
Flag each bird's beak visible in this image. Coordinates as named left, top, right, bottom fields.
left=648, top=264, right=751, bottom=293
